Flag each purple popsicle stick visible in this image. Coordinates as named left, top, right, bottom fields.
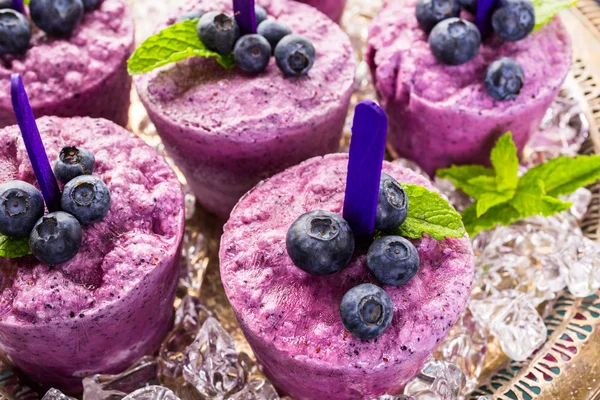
left=10, top=74, right=61, bottom=212
left=233, top=0, right=257, bottom=34
left=476, top=0, right=498, bottom=36
left=12, top=0, right=25, bottom=14
left=343, top=100, right=388, bottom=239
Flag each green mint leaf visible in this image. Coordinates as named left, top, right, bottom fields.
left=462, top=202, right=521, bottom=237
left=437, top=165, right=495, bottom=199
left=532, top=0, right=576, bottom=31
left=491, top=132, right=519, bottom=191
left=511, top=180, right=572, bottom=216
left=519, top=155, right=600, bottom=198
left=0, top=234, right=32, bottom=259
left=476, top=189, right=515, bottom=217
left=23, top=0, right=30, bottom=4
left=387, top=183, right=466, bottom=240
left=127, top=19, right=236, bottom=75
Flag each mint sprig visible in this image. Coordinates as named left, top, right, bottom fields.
left=127, top=19, right=236, bottom=75
left=382, top=183, right=466, bottom=240
left=0, top=234, right=31, bottom=259
left=533, top=0, right=577, bottom=31
left=438, top=132, right=600, bottom=237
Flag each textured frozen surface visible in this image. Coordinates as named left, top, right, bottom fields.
left=134, top=0, right=355, bottom=217
left=220, top=154, right=475, bottom=399
left=0, top=116, right=185, bottom=391
left=0, top=0, right=134, bottom=127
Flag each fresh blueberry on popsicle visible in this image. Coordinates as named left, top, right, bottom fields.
left=416, top=0, right=461, bottom=33
left=274, top=34, right=315, bottom=77
left=30, top=0, right=84, bottom=37
left=0, top=0, right=13, bottom=10
left=255, top=4, right=268, bottom=25
left=367, top=236, right=420, bottom=287
left=492, top=0, right=535, bottom=42
left=234, top=34, right=272, bottom=73
left=0, top=9, right=31, bottom=54
left=61, top=175, right=111, bottom=225
left=375, top=173, right=408, bottom=231
left=30, top=212, right=83, bottom=265
left=429, top=18, right=481, bottom=66
left=286, top=210, right=355, bottom=276
left=53, top=146, right=95, bottom=185
left=340, top=283, right=393, bottom=340
left=0, top=180, right=44, bottom=237
left=197, top=11, right=241, bottom=55
left=485, top=57, right=524, bottom=101
left=258, top=19, right=292, bottom=50
left=82, top=0, right=102, bottom=11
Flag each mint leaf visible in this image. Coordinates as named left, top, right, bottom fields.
left=491, top=132, right=519, bottom=191
left=519, top=155, right=600, bottom=198
left=437, top=165, right=495, bottom=199
left=476, top=189, right=515, bottom=217
left=532, top=0, right=576, bottom=31
left=462, top=202, right=521, bottom=237
left=23, top=0, right=30, bottom=4
left=0, top=234, right=31, bottom=259
left=387, top=183, right=466, bottom=240
left=127, top=20, right=236, bottom=75
left=511, top=180, right=572, bottom=216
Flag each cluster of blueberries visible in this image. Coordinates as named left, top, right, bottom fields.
left=417, top=0, right=534, bottom=101
left=286, top=173, right=419, bottom=340
left=0, top=0, right=101, bottom=55
left=183, top=5, right=315, bottom=76
left=0, top=146, right=110, bottom=265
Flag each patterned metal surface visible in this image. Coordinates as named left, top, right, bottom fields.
left=470, top=56, right=600, bottom=400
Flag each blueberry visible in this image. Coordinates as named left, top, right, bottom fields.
left=367, top=236, right=420, bottom=287
left=274, top=34, right=315, bottom=77
left=197, top=11, right=240, bottom=55
left=286, top=210, right=355, bottom=276
left=375, top=173, right=408, bottom=231
left=429, top=18, right=481, bottom=66
left=53, top=146, right=95, bottom=185
left=29, top=212, right=82, bottom=265
left=255, top=5, right=268, bottom=25
left=0, top=181, right=44, bottom=238
left=177, top=9, right=204, bottom=22
left=485, top=57, right=524, bottom=101
left=416, top=0, right=460, bottom=33
left=0, top=9, right=31, bottom=54
left=0, top=0, right=13, bottom=10
left=340, top=283, right=393, bottom=340
left=458, top=0, right=477, bottom=14
left=258, top=19, right=292, bottom=50
left=82, top=0, right=102, bottom=11
left=61, top=175, right=110, bottom=225
left=492, top=0, right=534, bottom=42
left=30, top=0, right=84, bottom=37
left=234, top=34, right=271, bottom=73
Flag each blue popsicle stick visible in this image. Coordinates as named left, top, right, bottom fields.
left=233, top=0, right=257, bottom=34
left=12, top=0, right=25, bottom=15
left=10, top=74, right=61, bottom=212
left=476, top=0, right=498, bottom=36
left=343, top=101, right=388, bottom=239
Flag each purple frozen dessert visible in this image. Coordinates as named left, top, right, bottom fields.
left=0, top=116, right=185, bottom=392
left=367, top=0, right=572, bottom=176
left=0, top=0, right=134, bottom=128
left=133, top=0, right=355, bottom=218
left=220, top=154, right=474, bottom=399
left=295, top=0, right=347, bottom=23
